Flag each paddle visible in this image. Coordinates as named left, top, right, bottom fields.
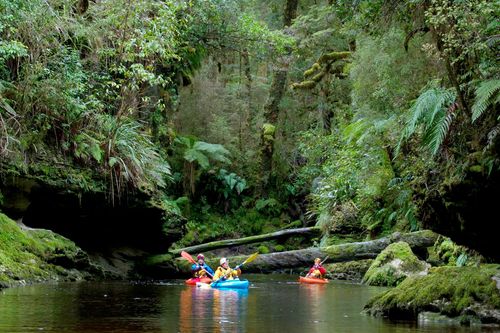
left=212, top=252, right=259, bottom=286
left=180, top=251, right=214, bottom=278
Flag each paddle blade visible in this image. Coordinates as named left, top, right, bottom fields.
left=242, top=252, right=259, bottom=265
left=181, top=251, right=196, bottom=264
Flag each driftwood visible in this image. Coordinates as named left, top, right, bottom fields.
left=169, top=226, right=321, bottom=255
left=176, top=230, right=439, bottom=273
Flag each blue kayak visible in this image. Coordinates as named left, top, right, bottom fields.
left=210, top=279, right=249, bottom=289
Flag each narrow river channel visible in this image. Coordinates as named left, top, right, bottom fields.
left=0, top=274, right=494, bottom=333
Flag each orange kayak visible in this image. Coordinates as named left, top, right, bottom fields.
left=185, top=277, right=212, bottom=285
left=299, top=276, right=329, bottom=284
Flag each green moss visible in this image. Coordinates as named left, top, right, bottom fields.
left=274, top=245, right=285, bottom=252
left=363, top=241, right=428, bottom=286
left=430, top=236, right=482, bottom=267
left=365, top=265, right=500, bottom=320
left=317, top=51, right=351, bottom=64
left=262, top=123, right=276, bottom=136
left=303, top=63, right=320, bottom=77
left=310, top=70, right=326, bottom=82
left=291, top=80, right=316, bottom=89
left=0, top=213, right=92, bottom=287
left=258, top=245, right=270, bottom=254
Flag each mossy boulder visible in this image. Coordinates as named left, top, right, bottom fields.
left=0, top=213, right=103, bottom=288
left=426, top=236, right=482, bottom=267
left=362, top=241, right=429, bottom=286
left=364, top=265, right=500, bottom=325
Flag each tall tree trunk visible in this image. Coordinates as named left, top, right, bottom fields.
left=319, top=76, right=333, bottom=134
left=239, top=49, right=252, bottom=153
left=259, top=0, right=298, bottom=196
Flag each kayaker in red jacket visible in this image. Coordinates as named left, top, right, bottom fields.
left=306, top=258, right=327, bottom=278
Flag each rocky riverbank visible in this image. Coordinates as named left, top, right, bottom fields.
left=364, top=264, right=500, bottom=325
left=0, top=213, right=105, bottom=288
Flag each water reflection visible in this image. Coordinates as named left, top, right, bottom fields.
left=178, top=287, right=248, bottom=333
left=0, top=279, right=493, bottom=333
left=298, top=283, right=329, bottom=333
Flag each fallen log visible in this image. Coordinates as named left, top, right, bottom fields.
left=169, top=226, right=321, bottom=255
left=175, top=230, right=439, bottom=273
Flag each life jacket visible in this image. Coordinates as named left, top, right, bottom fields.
left=191, top=263, right=214, bottom=277
left=308, top=264, right=326, bottom=278
left=213, top=266, right=240, bottom=280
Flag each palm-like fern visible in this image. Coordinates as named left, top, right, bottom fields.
left=175, top=136, right=231, bottom=195
left=97, top=115, right=171, bottom=202
left=396, top=87, right=457, bottom=156
left=471, top=79, right=500, bottom=123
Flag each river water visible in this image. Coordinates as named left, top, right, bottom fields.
left=0, top=274, right=496, bottom=333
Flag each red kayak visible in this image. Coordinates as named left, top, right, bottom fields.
left=299, top=276, right=329, bottom=284
left=185, top=277, right=212, bottom=285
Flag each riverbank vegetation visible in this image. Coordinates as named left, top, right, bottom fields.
left=0, top=0, right=499, bottom=324
left=1, top=0, right=498, bottom=252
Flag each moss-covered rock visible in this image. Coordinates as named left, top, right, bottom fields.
left=362, top=241, right=429, bottom=286
left=324, top=259, right=373, bottom=282
left=0, top=213, right=103, bottom=288
left=427, top=236, right=483, bottom=267
left=365, top=265, right=500, bottom=325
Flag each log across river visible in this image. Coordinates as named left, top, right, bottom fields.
left=176, top=230, right=439, bottom=273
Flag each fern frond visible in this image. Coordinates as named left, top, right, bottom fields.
left=396, top=87, right=456, bottom=156
left=472, top=79, right=500, bottom=123
left=423, top=111, right=455, bottom=155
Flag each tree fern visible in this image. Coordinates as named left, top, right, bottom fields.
left=175, top=136, right=231, bottom=196
left=176, top=137, right=231, bottom=170
left=471, top=79, right=500, bottom=123
left=396, top=87, right=456, bottom=156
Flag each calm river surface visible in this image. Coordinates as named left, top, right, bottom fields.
left=0, top=274, right=496, bottom=333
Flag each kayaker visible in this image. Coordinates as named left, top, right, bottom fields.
left=306, top=258, right=327, bottom=278
left=191, top=253, right=214, bottom=278
left=213, top=257, right=241, bottom=281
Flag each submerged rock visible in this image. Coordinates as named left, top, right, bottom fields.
left=362, top=241, right=429, bottom=286
left=364, top=265, right=500, bottom=326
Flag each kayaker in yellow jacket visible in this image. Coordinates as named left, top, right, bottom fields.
left=213, top=257, right=241, bottom=281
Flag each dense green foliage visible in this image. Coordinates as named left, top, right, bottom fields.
left=0, top=0, right=499, bottom=253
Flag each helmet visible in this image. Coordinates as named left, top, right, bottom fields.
left=220, top=257, right=228, bottom=265
left=197, top=254, right=205, bottom=260
left=314, top=258, right=321, bottom=263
